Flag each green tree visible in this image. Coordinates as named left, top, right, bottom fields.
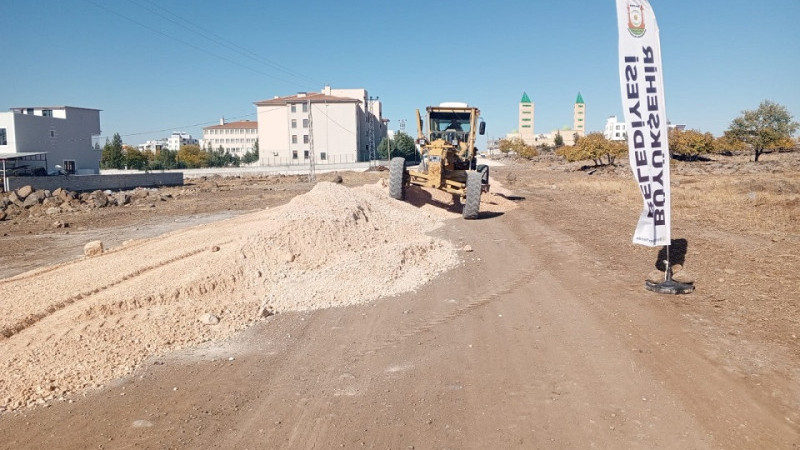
left=498, top=137, right=538, bottom=158
left=713, top=134, right=748, bottom=154
left=557, top=132, right=625, bottom=166
left=242, top=139, right=259, bottom=164
left=208, top=146, right=240, bottom=167
left=553, top=132, right=564, bottom=148
left=378, top=132, right=417, bottom=160
left=394, top=132, right=417, bottom=160
left=151, top=148, right=178, bottom=170
left=377, top=137, right=391, bottom=159
left=177, top=144, right=209, bottom=168
left=668, top=128, right=715, bottom=161
left=100, top=133, right=125, bottom=169
left=123, top=146, right=148, bottom=170
left=726, top=100, right=799, bottom=161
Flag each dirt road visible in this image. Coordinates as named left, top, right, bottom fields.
left=1, top=160, right=799, bottom=449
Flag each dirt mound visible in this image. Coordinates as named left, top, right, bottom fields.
left=0, top=182, right=460, bottom=412
left=238, top=182, right=461, bottom=312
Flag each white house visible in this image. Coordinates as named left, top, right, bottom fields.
left=138, top=138, right=168, bottom=152
left=166, top=132, right=198, bottom=151
left=254, top=86, right=385, bottom=165
left=604, top=115, right=627, bottom=141
left=0, top=106, right=101, bottom=175
left=201, top=118, right=258, bottom=157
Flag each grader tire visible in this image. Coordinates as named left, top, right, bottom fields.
left=462, top=171, right=481, bottom=219
left=389, top=157, right=406, bottom=200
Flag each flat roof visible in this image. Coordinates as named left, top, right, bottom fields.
left=9, top=106, right=102, bottom=112
left=0, top=152, right=48, bottom=160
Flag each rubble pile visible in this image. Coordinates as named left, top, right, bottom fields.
left=0, top=185, right=172, bottom=221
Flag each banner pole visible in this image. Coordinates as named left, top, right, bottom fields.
left=664, top=244, right=672, bottom=282
left=616, top=0, right=692, bottom=294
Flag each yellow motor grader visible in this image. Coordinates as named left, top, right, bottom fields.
left=388, top=102, right=488, bottom=219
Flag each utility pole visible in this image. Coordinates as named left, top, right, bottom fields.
left=307, top=99, right=316, bottom=182
left=387, top=120, right=391, bottom=160
left=368, top=96, right=376, bottom=167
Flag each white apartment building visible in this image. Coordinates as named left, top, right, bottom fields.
left=201, top=119, right=258, bottom=157
left=254, top=86, right=385, bottom=165
left=604, top=115, right=627, bottom=141
left=0, top=106, right=101, bottom=175
left=166, top=132, right=198, bottom=151
left=138, top=138, right=168, bottom=152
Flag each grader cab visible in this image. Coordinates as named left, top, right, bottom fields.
left=388, top=103, right=488, bottom=219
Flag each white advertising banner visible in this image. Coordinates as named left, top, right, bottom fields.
left=616, top=0, right=671, bottom=247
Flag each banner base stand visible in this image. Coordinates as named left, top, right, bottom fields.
left=645, top=278, right=694, bottom=294
left=645, top=263, right=694, bottom=294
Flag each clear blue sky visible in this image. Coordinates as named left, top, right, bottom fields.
left=2, top=0, right=798, bottom=146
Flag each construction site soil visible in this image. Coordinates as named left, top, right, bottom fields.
left=0, top=154, right=798, bottom=449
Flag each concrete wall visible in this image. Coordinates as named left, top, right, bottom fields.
left=103, top=162, right=372, bottom=179
left=6, top=173, right=183, bottom=192
left=309, top=102, right=358, bottom=163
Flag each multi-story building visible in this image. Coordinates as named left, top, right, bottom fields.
left=201, top=119, right=258, bottom=157
left=137, top=138, right=168, bottom=152
left=166, top=132, right=197, bottom=151
left=604, top=116, right=686, bottom=142
left=254, top=85, right=385, bottom=165
left=604, top=115, right=627, bottom=141
left=0, top=106, right=101, bottom=176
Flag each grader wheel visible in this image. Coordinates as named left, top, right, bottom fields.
left=388, top=157, right=407, bottom=200
left=462, top=171, right=481, bottom=219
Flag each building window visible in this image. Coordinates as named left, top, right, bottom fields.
left=320, top=152, right=327, bottom=160
left=50, top=130, right=55, bottom=137
left=291, top=119, right=297, bottom=128
left=522, top=118, right=531, bottom=122
left=42, top=109, right=53, bottom=117
left=303, top=150, right=309, bottom=159
left=291, top=104, right=296, bottom=113
left=25, top=108, right=33, bottom=115
left=291, top=135, right=297, bottom=144
left=292, top=150, right=298, bottom=159
left=302, top=103, right=308, bottom=113
left=0, top=128, right=6, bottom=145
left=303, top=135, right=309, bottom=144
left=521, top=125, right=531, bottom=128
left=302, top=119, right=309, bottom=128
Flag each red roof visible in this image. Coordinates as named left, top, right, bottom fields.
left=254, top=92, right=360, bottom=106
left=203, top=120, right=258, bottom=130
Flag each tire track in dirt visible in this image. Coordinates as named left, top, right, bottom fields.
left=0, top=239, right=234, bottom=340
left=361, top=265, right=538, bottom=358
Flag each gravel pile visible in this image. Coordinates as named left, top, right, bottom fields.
left=0, top=181, right=462, bottom=412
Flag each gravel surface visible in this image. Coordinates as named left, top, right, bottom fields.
left=0, top=180, right=516, bottom=412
